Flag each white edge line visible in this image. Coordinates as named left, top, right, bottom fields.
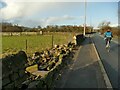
left=92, top=43, right=113, bottom=89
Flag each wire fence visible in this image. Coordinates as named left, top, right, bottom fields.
left=2, top=32, right=76, bottom=57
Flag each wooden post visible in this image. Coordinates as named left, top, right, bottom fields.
left=52, top=34, right=54, bottom=48
left=26, top=39, right=27, bottom=53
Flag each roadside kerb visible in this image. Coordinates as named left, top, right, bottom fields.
left=92, top=40, right=113, bottom=89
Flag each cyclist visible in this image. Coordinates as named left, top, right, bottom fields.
left=104, top=27, right=113, bottom=48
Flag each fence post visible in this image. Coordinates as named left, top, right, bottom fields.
left=26, top=39, right=27, bottom=53
left=52, top=34, right=54, bottom=48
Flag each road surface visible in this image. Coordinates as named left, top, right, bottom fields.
left=54, top=37, right=106, bottom=88
left=92, top=33, right=119, bottom=89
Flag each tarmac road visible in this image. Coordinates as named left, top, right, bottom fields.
left=54, top=36, right=107, bottom=88
left=92, top=33, right=119, bottom=89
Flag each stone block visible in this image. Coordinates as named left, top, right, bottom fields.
left=3, top=82, right=15, bottom=89
left=2, top=76, right=11, bottom=87
left=10, top=72, right=19, bottom=81
left=18, top=69, right=26, bottom=78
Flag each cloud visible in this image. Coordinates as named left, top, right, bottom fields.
left=1, top=0, right=52, bottom=20
left=14, top=0, right=119, bottom=2
left=0, top=1, right=7, bottom=8
left=1, top=0, right=85, bottom=27
left=39, top=15, right=83, bottom=27
left=0, top=0, right=83, bottom=27
left=15, top=0, right=55, bottom=2
left=9, top=15, right=83, bottom=27
left=1, top=1, right=24, bottom=19
left=45, top=15, right=77, bottom=23
left=110, top=23, right=118, bottom=27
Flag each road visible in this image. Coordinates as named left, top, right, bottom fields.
left=54, top=37, right=106, bottom=88
left=92, top=33, right=119, bottom=89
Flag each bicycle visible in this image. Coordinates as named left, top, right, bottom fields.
left=105, top=38, right=111, bottom=52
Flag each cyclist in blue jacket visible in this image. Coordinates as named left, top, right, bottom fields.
left=104, top=28, right=113, bottom=47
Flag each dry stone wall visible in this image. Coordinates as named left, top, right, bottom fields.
left=2, top=34, right=85, bottom=89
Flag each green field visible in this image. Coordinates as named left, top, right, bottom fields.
left=2, top=32, right=74, bottom=57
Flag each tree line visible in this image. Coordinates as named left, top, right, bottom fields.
left=1, top=22, right=93, bottom=33
left=98, top=21, right=119, bottom=36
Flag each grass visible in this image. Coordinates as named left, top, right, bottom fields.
left=2, top=32, right=74, bottom=57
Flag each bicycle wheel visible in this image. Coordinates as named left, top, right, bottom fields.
left=106, top=40, right=110, bottom=52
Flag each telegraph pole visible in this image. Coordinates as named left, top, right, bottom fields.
left=83, top=0, right=86, bottom=36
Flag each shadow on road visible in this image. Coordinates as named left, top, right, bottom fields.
left=54, top=61, right=106, bottom=88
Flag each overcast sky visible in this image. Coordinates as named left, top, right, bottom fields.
left=0, top=0, right=119, bottom=28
